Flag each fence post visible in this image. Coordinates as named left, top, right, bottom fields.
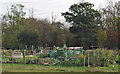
left=84, top=55, right=85, bottom=67
left=30, top=60, right=31, bottom=64
left=93, top=50, right=95, bottom=71
left=88, top=52, right=89, bottom=67
left=36, top=59, right=37, bottom=64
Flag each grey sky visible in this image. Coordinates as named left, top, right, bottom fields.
left=0, top=0, right=119, bottom=22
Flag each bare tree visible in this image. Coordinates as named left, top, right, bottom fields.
left=29, top=8, right=34, bottom=18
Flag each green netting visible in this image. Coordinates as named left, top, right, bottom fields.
left=24, top=45, right=27, bottom=50
left=54, top=50, right=58, bottom=53
left=74, top=51, right=80, bottom=54
left=67, top=51, right=73, bottom=54
left=51, top=49, right=84, bottom=58
left=50, top=50, right=53, bottom=58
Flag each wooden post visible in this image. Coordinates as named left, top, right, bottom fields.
left=36, top=59, right=37, bottom=64
left=23, top=50, right=26, bottom=66
left=32, top=45, right=33, bottom=51
left=65, top=51, right=67, bottom=61
left=48, top=57, right=49, bottom=64
left=88, top=52, right=89, bottom=67
left=98, top=49, right=100, bottom=67
left=93, top=50, right=95, bottom=71
left=84, top=55, right=85, bottom=67
left=30, top=60, right=31, bottom=64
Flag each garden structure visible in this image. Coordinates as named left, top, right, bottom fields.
left=1, top=44, right=119, bottom=68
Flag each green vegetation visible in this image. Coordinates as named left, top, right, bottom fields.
left=2, top=49, right=119, bottom=67
left=2, top=63, right=118, bottom=72
left=62, top=2, right=101, bottom=49
left=1, top=1, right=120, bottom=50
left=0, top=0, right=120, bottom=72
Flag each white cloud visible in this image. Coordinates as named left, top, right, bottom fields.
left=0, top=0, right=119, bottom=21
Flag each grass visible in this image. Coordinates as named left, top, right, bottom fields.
left=2, top=63, right=118, bottom=72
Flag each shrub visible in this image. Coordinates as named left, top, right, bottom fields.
left=83, top=49, right=118, bottom=67
left=115, top=54, right=119, bottom=63
left=39, top=53, right=49, bottom=58
left=53, top=50, right=65, bottom=58
left=3, top=50, right=13, bottom=56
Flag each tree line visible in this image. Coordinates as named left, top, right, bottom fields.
left=1, top=1, right=120, bottom=50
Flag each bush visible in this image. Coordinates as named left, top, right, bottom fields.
left=53, top=50, right=65, bottom=58
left=115, top=54, right=119, bottom=63
left=82, top=49, right=118, bottom=67
left=93, top=49, right=117, bottom=66
left=15, top=58, right=23, bottom=63
left=39, top=53, right=49, bottom=58
left=55, top=57, right=83, bottom=66
left=3, top=50, right=13, bottom=56
left=59, top=61, right=75, bottom=66
left=54, top=49, right=118, bottom=67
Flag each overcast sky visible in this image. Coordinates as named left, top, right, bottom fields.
left=0, top=0, right=119, bottom=22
